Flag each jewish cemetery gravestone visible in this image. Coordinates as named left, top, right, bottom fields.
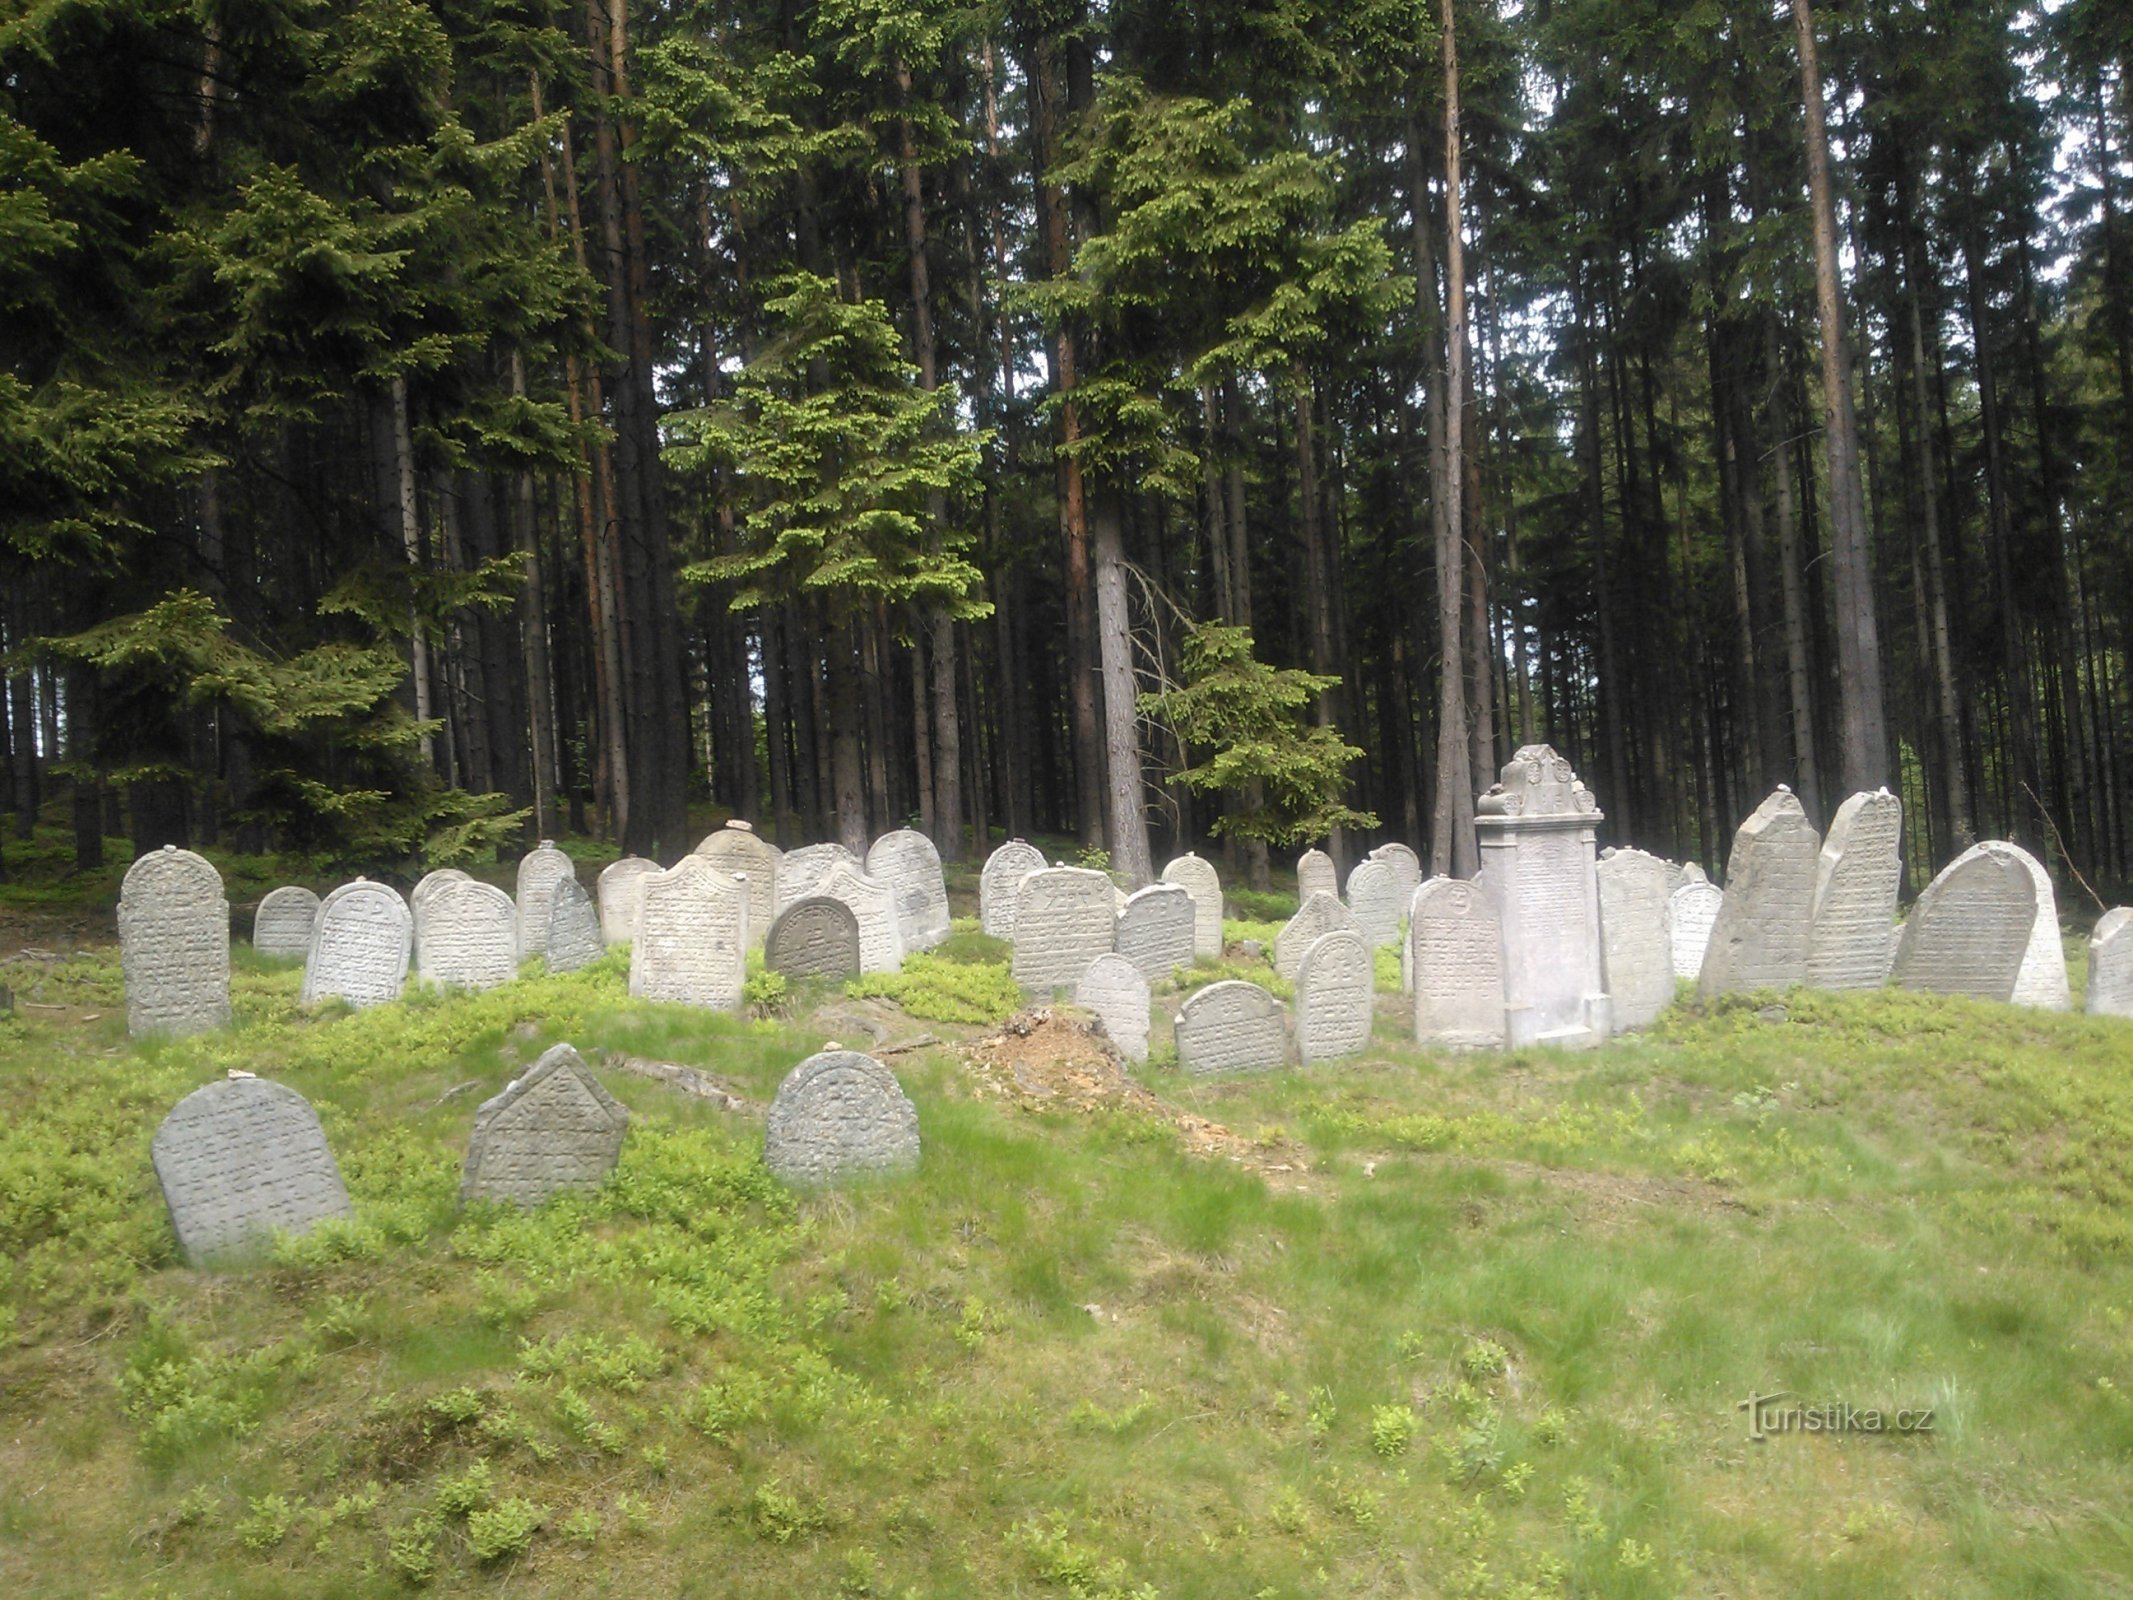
left=252, top=885, right=320, bottom=959
left=695, top=821, right=782, bottom=938
left=1115, top=882, right=1196, bottom=982
left=2088, top=908, right=2133, bottom=1019
left=1346, top=859, right=1403, bottom=949
left=866, top=829, right=952, bottom=952
left=514, top=842, right=574, bottom=961
left=1160, top=852, right=1225, bottom=959
left=629, top=857, right=748, bottom=1010
left=1891, top=843, right=2036, bottom=1001
left=1596, top=847, right=1674, bottom=1032
left=1368, top=842, right=1424, bottom=909
left=1669, top=881, right=1724, bottom=981
left=1274, top=892, right=1360, bottom=982
left=2000, top=841, right=2071, bottom=1011
left=1697, top=787, right=1820, bottom=1000
left=766, top=895, right=864, bottom=981
left=1474, top=745, right=1612, bottom=1047
left=546, top=875, right=606, bottom=974
left=460, top=1043, right=629, bottom=1208
left=597, top=856, right=661, bottom=945
left=1296, top=929, right=1373, bottom=1064
left=303, top=879, right=412, bottom=1009
left=1682, top=861, right=1710, bottom=885
left=410, top=868, right=471, bottom=917
left=763, top=1050, right=921, bottom=1186
left=413, top=878, right=517, bottom=992
left=152, top=1074, right=353, bottom=1265
left=1296, top=847, right=1338, bottom=904
left=1805, top=789, right=1904, bottom=990
left=980, top=839, right=1049, bottom=940
left=120, top=846, right=231, bottom=1037
left=1012, top=867, right=1117, bottom=994
left=1175, top=980, right=1288, bottom=1075
left=1410, top=877, right=1507, bottom=1049
left=1076, top=953, right=1152, bottom=1063
left=814, top=861, right=905, bottom=974
left=776, top=843, right=860, bottom=914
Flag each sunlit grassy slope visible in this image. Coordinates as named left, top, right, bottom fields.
left=2, top=897, right=2130, bottom=1598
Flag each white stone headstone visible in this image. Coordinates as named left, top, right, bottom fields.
left=1012, top=867, right=1116, bottom=994
left=252, top=885, right=320, bottom=959
left=2087, top=907, right=2133, bottom=1019
left=1669, top=881, right=1723, bottom=981
left=980, top=840, right=1048, bottom=941
left=1999, top=842, right=2071, bottom=1010
left=1115, top=882, right=1196, bottom=982
left=694, top=822, right=782, bottom=940
left=410, top=868, right=471, bottom=918
left=1596, top=847, right=1674, bottom=1031
left=1175, top=980, right=1288, bottom=1074
left=596, top=856, right=661, bottom=945
left=545, top=875, right=605, bottom=974
left=119, top=846, right=231, bottom=1037
left=414, top=878, right=517, bottom=992
left=763, top=1051, right=921, bottom=1186
left=776, top=843, right=861, bottom=914
left=1160, top=852, right=1224, bottom=958
left=303, top=879, right=412, bottom=1008
left=628, top=856, right=748, bottom=1011
left=1345, top=859, right=1403, bottom=949
left=766, top=895, right=863, bottom=980
left=812, top=860, right=904, bottom=974
left=460, top=1043, right=628, bottom=1208
left=1075, top=953, right=1151, bottom=1063
left=1296, top=847, right=1338, bottom=904
left=866, top=829, right=952, bottom=952
left=1367, top=842, right=1424, bottom=910
left=1698, top=787, right=1820, bottom=1000
left=1410, top=877, right=1506, bottom=1049
left=152, top=1075, right=352, bottom=1264
left=514, top=842, right=574, bottom=961
left=1806, top=789, right=1904, bottom=990
left=1891, top=843, right=2036, bottom=1000
left=1474, top=745, right=1611, bottom=1047
left=1295, top=929, right=1372, bottom=1064
left=1274, top=891, right=1360, bottom=981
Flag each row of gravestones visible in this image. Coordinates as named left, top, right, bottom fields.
left=150, top=1043, right=922, bottom=1266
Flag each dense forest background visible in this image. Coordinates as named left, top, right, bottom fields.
left=4, top=0, right=2130, bottom=898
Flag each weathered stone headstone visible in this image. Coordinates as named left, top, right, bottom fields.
left=1473, top=745, right=1611, bottom=1047
left=776, top=843, right=860, bottom=914
left=1368, top=843, right=1424, bottom=910
left=151, top=1074, right=352, bottom=1264
left=1410, top=877, right=1506, bottom=1049
left=1345, top=859, right=1403, bottom=949
left=813, top=860, right=904, bottom=974
left=1697, top=787, right=1821, bottom=1000
left=410, top=868, right=471, bottom=917
left=980, top=840, right=1048, bottom=940
left=1296, top=847, right=1338, bottom=905
left=1891, top=842, right=2035, bottom=1000
left=866, top=830, right=952, bottom=952
left=514, top=842, right=574, bottom=961
left=1115, top=882, right=1196, bottom=982
left=1075, top=953, right=1151, bottom=1063
left=302, top=879, right=412, bottom=1008
left=596, top=857, right=661, bottom=945
left=1805, top=789, right=1904, bottom=990
left=545, top=875, right=605, bottom=974
left=1175, top=980, right=1288, bottom=1075
left=2001, top=842, right=2071, bottom=1011
left=1012, top=867, right=1116, bottom=993
left=252, top=886, right=319, bottom=958
left=1160, top=852, right=1224, bottom=959
left=1295, top=929, right=1372, bottom=1064
left=2087, top=907, right=2133, bottom=1019
left=763, top=1050, right=920, bottom=1186
left=119, top=846, right=231, bottom=1038
left=414, top=878, right=517, bottom=992
left=460, top=1043, right=628, bottom=1208
left=1274, top=891, right=1360, bottom=982
left=1682, top=861, right=1710, bottom=886
left=1596, top=847, right=1675, bottom=1032
left=766, top=895, right=863, bottom=980
left=1669, top=881, right=1724, bottom=981
left=628, top=856, right=748, bottom=1010
left=695, top=822, right=782, bottom=939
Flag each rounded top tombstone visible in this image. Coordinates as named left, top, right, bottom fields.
left=762, top=1051, right=921, bottom=1187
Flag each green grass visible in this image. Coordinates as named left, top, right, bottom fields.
left=2, top=906, right=2132, bottom=1597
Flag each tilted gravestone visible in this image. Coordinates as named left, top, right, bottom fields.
left=1295, top=929, right=1373, bottom=1064
left=152, top=1074, right=352, bottom=1265
left=766, top=895, right=863, bottom=980
left=410, top=868, right=471, bottom=918
left=1410, top=877, right=1506, bottom=1049
left=1669, top=881, right=1724, bottom=981
left=545, top=874, right=605, bottom=974
left=1345, top=859, right=1403, bottom=949
left=980, top=839, right=1048, bottom=941
left=812, top=860, right=904, bottom=974
left=514, top=842, right=574, bottom=962
left=1274, top=891, right=1360, bottom=982
left=2088, top=908, right=2133, bottom=1019
left=303, top=879, right=412, bottom=1009
left=763, top=1050, right=920, bottom=1186
left=1160, top=852, right=1224, bottom=959
left=2000, top=842, right=2071, bottom=1011
left=1012, top=867, right=1116, bottom=994
left=1697, top=787, right=1820, bottom=1000
left=1805, top=789, right=1904, bottom=990
left=1891, top=842, right=2035, bottom=1000
left=1368, top=842, right=1424, bottom=911
left=1474, top=745, right=1611, bottom=1047
left=866, top=829, right=953, bottom=952
left=597, top=856, right=660, bottom=945
left=1296, top=847, right=1338, bottom=905
left=1075, top=953, right=1151, bottom=1063
left=776, top=843, right=860, bottom=915
left=1597, top=847, right=1674, bottom=1032
left=252, top=885, right=320, bottom=959
left=629, top=856, right=748, bottom=1010
left=460, top=1043, right=628, bottom=1208
left=119, top=846, right=231, bottom=1038
left=695, top=822, right=782, bottom=940
left=1175, top=980, right=1288, bottom=1075
left=1115, top=882, right=1196, bottom=982
left=414, top=878, right=517, bottom=992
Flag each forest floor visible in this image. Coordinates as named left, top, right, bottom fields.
left=2, top=844, right=2130, bottom=1598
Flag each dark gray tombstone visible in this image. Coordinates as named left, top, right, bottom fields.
left=766, top=895, right=864, bottom=980
left=151, top=1075, right=352, bottom=1265
left=460, top=1043, right=629, bottom=1208
left=763, top=1050, right=921, bottom=1186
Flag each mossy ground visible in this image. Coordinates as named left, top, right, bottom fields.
left=1, top=839, right=2129, bottom=1597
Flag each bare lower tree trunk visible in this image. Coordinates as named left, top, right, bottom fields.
left=1768, top=321, right=1821, bottom=820
left=390, top=375, right=436, bottom=771
left=1430, top=0, right=1476, bottom=877
left=1092, top=494, right=1152, bottom=883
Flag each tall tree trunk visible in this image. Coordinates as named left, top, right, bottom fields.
left=1092, top=493, right=1152, bottom=882
left=510, top=355, right=561, bottom=841
left=1768, top=321, right=1822, bottom=820
left=391, top=375, right=436, bottom=771
left=1430, top=0, right=1476, bottom=877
